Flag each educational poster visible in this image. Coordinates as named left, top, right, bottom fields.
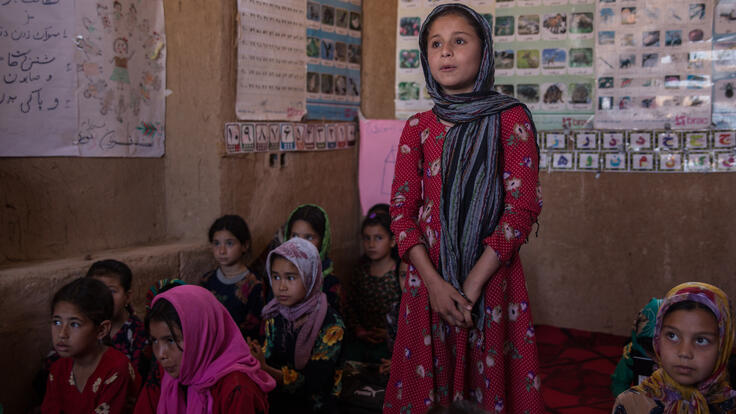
left=75, top=0, right=166, bottom=156
left=539, top=129, right=736, bottom=173
left=594, top=0, right=714, bottom=130
left=395, top=1, right=495, bottom=119
left=358, top=118, right=405, bottom=215
left=1, top=0, right=78, bottom=156
left=394, top=0, right=596, bottom=130
left=494, top=0, right=597, bottom=130
left=305, top=0, right=362, bottom=121
left=236, top=0, right=307, bottom=121
left=0, top=0, right=165, bottom=157
left=712, top=0, right=736, bottom=128
left=223, top=121, right=356, bottom=154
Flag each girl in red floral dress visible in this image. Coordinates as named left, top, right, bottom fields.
left=43, top=278, right=140, bottom=414
left=386, top=3, right=544, bottom=413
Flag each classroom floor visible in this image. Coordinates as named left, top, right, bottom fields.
left=536, top=324, right=628, bottom=414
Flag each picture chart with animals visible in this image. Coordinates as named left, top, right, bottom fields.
left=395, top=0, right=736, bottom=133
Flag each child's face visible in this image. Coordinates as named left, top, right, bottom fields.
left=114, top=41, right=127, bottom=55
left=270, top=257, right=307, bottom=307
left=93, top=275, right=130, bottom=322
left=149, top=320, right=184, bottom=379
left=290, top=219, right=322, bottom=251
left=362, top=224, right=394, bottom=262
left=51, top=301, right=107, bottom=358
left=426, top=13, right=482, bottom=95
left=211, top=229, right=248, bottom=268
left=659, top=308, right=719, bottom=386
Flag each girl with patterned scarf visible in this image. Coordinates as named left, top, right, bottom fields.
left=612, top=282, right=736, bottom=414
left=387, top=3, right=544, bottom=412
left=248, top=237, right=345, bottom=413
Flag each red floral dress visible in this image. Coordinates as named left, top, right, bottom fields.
left=386, top=106, right=544, bottom=413
left=42, top=347, right=140, bottom=414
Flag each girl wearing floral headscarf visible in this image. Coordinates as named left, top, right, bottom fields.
left=612, top=282, right=736, bottom=414
left=248, top=237, right=345, bottom=414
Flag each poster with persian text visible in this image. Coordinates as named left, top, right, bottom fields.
left=594, top=0, right=714, bottom=130
left=305, top=0, right=362, bottom=121
left=1, top=0, right=77, bottom=156
left=0, top=0, right=166, bottom=157
left=236, top=0, right=307, bottom=121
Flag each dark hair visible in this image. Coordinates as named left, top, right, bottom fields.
left=421, top=6, right=485, bottom=56
left=361, top=211, right=399, bottom=261
left=146, top=298, right=183, bottom=349
left=51, top=278, right=113, bottom=327
left=287, top=205, right=326, bottom=242
left=268, top=253, right=288, bottom=271
left=208, top=214, right=252, bottom=248
left=367, top=203, right=390, bottom=217
left=664, top=300, right=717, bottom=322
left=85, top=259, right=133, bottom=291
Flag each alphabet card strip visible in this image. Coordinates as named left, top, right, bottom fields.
left=224, top=121, right=356, bottom=154
left=536, top=129, right=736, bottom=172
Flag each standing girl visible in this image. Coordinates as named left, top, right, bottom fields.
left=42, top=278, right=140, bottom=413
left=387, top=4, right=544, bottom=412
left=201, top=215, right=265, bottom=341
left=135, top=284, right=275, bottom=414
left=248, top=237, right=345, bottom=414
left=344, top=210, right=406, bottom=363
left=612, top=282, right=736, bottom=413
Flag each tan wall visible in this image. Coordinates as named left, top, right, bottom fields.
left=220, top=150, right=362, bottom=283
left=361, top=0, right=736, bottom=334
left=0, top=159, right=167, bottom=264
left=162, top=0, right=230, bottom=241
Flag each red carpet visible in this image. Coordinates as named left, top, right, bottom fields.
left=536, top=324, right=628, bottom=414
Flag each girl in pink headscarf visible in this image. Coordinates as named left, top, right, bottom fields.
left=133, top=284, right=276, bottom=414
left=247, top=237, right=345, bottom=414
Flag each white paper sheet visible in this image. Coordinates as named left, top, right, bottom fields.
left=0, top=0, right=78, bottom=156
left=236, top=0, right=307, bottom=121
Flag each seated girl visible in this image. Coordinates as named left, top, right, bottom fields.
left=43, top=277, right=140, bottom=413
left=610, top=298, right=662, bottom=397
left=86, top=259, right=151, bottom=380
left=201, top=215, right=265, bottom=340
left=343, top=210, right=406, bottom=363
left=612, top=282, right=736, bottom=413
left=134, top=284, right=275, bottom=414
left=283, top=204, right=342, bottom=314
left=248, top=238, right=345, bottom=414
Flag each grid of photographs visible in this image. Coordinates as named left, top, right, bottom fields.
left=541, top=129, right=736, bottom=172
left=493, top=0, right=596, bottom=131
left=306, top=0, right=362, bottom=121
left=594, top=0, right=714, bottom=130
left=224, top=121, right=357, bottom=153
